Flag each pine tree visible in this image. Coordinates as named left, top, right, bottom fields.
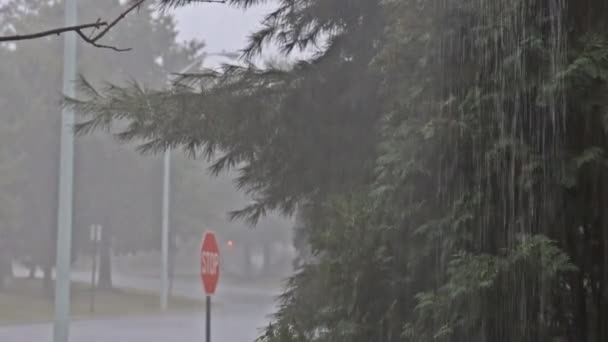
left=66, top=0, right=608, bottom=341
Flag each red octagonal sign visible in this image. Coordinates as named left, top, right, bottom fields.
left=200, top=231, right=220, bottom=295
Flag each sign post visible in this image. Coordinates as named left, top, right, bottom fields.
left=89, top=224, right=102, bottom=313
left=200, top=231, right=220, bottom=342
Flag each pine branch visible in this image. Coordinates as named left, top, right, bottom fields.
left=159, top=0, right=226, bottom=9
left=76, top=0, right=149, bottom=51
left=158, top=0, right=262, bottom=10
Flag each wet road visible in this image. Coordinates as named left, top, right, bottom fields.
left=0, top=309, right=272, bottom=342
left=1, top=269, right=279, bottom=342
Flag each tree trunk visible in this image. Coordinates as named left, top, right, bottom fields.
left=8, top=259, right=13, bottom=278
left=244, top=242, right=253, bottom=279
left=28, top=264, right=36, bottom=279
left=42, top=261, right=53, bottom=299
left=97, top=227, right=112, bottom=290
left=0, top=258, right=8, bottom=290
left=0, top=237, right=13, bottom=290
left=262, top=242, right=272, bottom=276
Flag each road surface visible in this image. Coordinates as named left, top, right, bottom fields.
left=0, top=310, right=272, bottom=342
left=2, top=268, right=280, bottom=342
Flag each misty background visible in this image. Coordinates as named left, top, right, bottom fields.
left=2, top=1, right=607, bottom=342
left=0, top=0, right=293, bottom=296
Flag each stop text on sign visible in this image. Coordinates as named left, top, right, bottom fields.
left=201, top=251, right=219, bottom=276
left=200, top=231, right=220, bottom=295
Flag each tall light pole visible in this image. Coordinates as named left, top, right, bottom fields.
left=54, top=0, right=77, bottom=341
left=160, top=52, right=240, bottom=309
left=160, top=57, right=204, bottom=310
left=160, top=146, right=171, bottom=310
left=160, top=52, right=235, bottom=309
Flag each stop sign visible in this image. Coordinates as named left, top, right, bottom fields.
left=200, top=231, right=220, bottom=295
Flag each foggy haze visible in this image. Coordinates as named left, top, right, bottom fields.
left=2, top=1, right=604, bottom=342
left=0, top=1, right=291, bottom=341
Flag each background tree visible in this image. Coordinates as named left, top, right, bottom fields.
left=171, top=151, right=292, bottom=282
left=0, top=0, right=201, bottom=293
left=0, top=84, right=25, bottom=289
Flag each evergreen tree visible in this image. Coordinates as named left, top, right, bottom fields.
left=67, top=0, right=608, bottom=341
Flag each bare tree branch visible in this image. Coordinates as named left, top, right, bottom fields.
left=75, top=29, right=131, bottom=52
left=87, top=0, right=146, bottom=45
left=0, top=0, right=225, bottom=51
left=0, top=22, right=108, bottom=42
left=0, top=0, right=146, bottom=51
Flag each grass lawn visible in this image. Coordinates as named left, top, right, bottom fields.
left=127, top=271, right=286, bottom=289
left=0, top=278, right=203, bottom=325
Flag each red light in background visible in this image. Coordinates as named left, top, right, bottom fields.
left=227, top=240, right=234, bottom=247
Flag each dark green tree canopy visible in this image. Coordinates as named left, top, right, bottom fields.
left=67, top=0, right=608, bottom=341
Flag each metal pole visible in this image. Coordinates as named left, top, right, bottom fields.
left=160, top=150, right=170, bottom=310
left=90, top=238, right=97, bottom=313
left=160, top=58, right=204, bottom=310
left=206, top=295, right=211, bottom=342
left=54, top=0, right=77, bottom=340
left=89, top=225, right=99, bottom=313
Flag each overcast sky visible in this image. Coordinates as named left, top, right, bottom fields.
left=0, top=0, right=274, bottom=52
left=173, top=3, right=276, bottom=54
left=0, top=1, right=282, bottom=66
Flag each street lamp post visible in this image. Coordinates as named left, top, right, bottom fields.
left=160, top=52, right=238, bottom=310
left=54, top=0, right=77, bottom=341
left=160, top=57, right=204, bottom=310
left=160, top=147, right=170, bottom=310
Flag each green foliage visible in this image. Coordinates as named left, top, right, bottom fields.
left=404, top=236, right=576, bottom=342
left=258, top=193, right=401, bottom=342
left=171, top=152, right=292, bottom=244
left=68, top=0, right=608, bottom=341
left=68, top=0, right=384, bottom=224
